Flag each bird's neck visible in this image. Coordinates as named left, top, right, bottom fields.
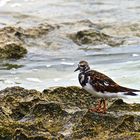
left=80, top=68, right=90, bottom=74
left=79, top=72, right=89, bottom=87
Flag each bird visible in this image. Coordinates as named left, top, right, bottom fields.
left=74, top=60, right=140, bottom=113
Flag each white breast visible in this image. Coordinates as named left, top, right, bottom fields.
left=80, top=74, right=85, bottom=84
left=83, top=83, right=119, bottom=98
left=83, top=83, right=102, bottom=97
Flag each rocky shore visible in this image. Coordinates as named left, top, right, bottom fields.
left=0, top=86, right=139, bottom=140
left=0, top=20, right=140, bottom=60
left=0, top=23, right=54, bottom=59
left=0, top=1, right=140, bottom=139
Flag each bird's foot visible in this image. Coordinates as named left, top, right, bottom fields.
left=89, top=108, right=98, bottom=112
left=89, top=107, right=107, bottom=114
left=89, top=99, right=107, bottom=114
left=97, top=109, right=107, bottom=114
left=89, top=107, right=102, bottom=113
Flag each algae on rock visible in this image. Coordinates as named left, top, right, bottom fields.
left=0, top=86, right=139, bottom=139
left=0, top=23, right=54, bottom=59
left=70, top=29, right=125, bottom=47
left=0, top=27, right=27, bottom=59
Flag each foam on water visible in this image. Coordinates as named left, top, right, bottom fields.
left=0, top=0, right=11, bottom=7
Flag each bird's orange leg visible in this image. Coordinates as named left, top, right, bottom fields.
left=96, top=99, right=107, bottom=113
left=102, top=99, right=107, bottom=113
left=89, top=99, right=107, bottom=113
left=89, top=99, right=103, bottom=112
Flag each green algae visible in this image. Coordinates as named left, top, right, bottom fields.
left=0, top=23, right=54, bottom=60
left=43, top=86, right=98, bottom=109
left=0, top=86, right=139, bottom=139
left=70, top=29, right=125, bottom=47
left=72, top=112, right=140, bottom=140
left=2, top=63, right=23, bottom=70
left=108, top=99, right=140, bottom=112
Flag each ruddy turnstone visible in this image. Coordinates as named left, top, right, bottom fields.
left=75, top=60, right=140, bottom=113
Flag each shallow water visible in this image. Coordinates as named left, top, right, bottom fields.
left=0, top=0, right=140, bottom=103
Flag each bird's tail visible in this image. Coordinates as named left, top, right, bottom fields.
left=123, top=91, right=137, bottom=96
left=117, top=91, right=139, bottom=99
left=119, top=91, right=140, bottom=103
left=117, top=86, right=140, bottom=98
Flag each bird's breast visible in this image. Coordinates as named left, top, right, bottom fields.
left=83, top=83, right=103, bottom=97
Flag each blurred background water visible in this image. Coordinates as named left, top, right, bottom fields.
left=0, top=0, right=140, bottom=103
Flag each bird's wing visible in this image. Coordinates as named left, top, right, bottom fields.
left=88, top=70, right=140, bottom=93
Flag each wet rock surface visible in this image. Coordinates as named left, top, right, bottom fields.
left=1, top=21, right=140, bottom=60
left=101, top=23, right=140, bottom=37
left=0, top=27, right=27, bottom=59
left=0, top=23, right=54, bottom=59
left=70, top=28, right=125, bottom=47
left=0, top=86, right=139, bottom=140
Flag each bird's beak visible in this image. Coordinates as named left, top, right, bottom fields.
left=74, top=67, right=80, bottom=72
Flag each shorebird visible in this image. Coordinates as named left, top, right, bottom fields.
left=75, top=60, right=140, bottom=113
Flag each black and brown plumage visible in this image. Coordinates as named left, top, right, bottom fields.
left=75, top=60, right=140, bottom=113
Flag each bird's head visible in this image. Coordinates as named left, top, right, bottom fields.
left=74, top=60, right=90, bottom=72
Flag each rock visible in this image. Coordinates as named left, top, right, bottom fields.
left=0, top=41, right=27, bottom=59
left=101, top=23, right=140, bottom=37
left=24, top=23, right=55, bottom=38
left=70, top=29, right=125, bottom=47
left=108, top=99, right=140, bottom=112
left=43, top=86, right=98, bottom=109
left=32, top=102, right=68, bottom=117
left=12, top=128, right=63, bottom=140
left=0, top=23, right=54, bottom=59
left=0, top=86, right=139, bottom=139
left=1, top=63, right=23, bottom=70
left=0, top=27, right=27, bottom=59
left=100, top=23, right=140, bottom=46
left=72, top=111, right=140, bottom=140
left=0, top=86, right=42, bottom=120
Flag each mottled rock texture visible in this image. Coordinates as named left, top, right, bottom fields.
left=70, top=29, right=125, bottom=47
left=0, top=86, right=139, bottom=140
left=0, top=23, right=54, bottom=59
